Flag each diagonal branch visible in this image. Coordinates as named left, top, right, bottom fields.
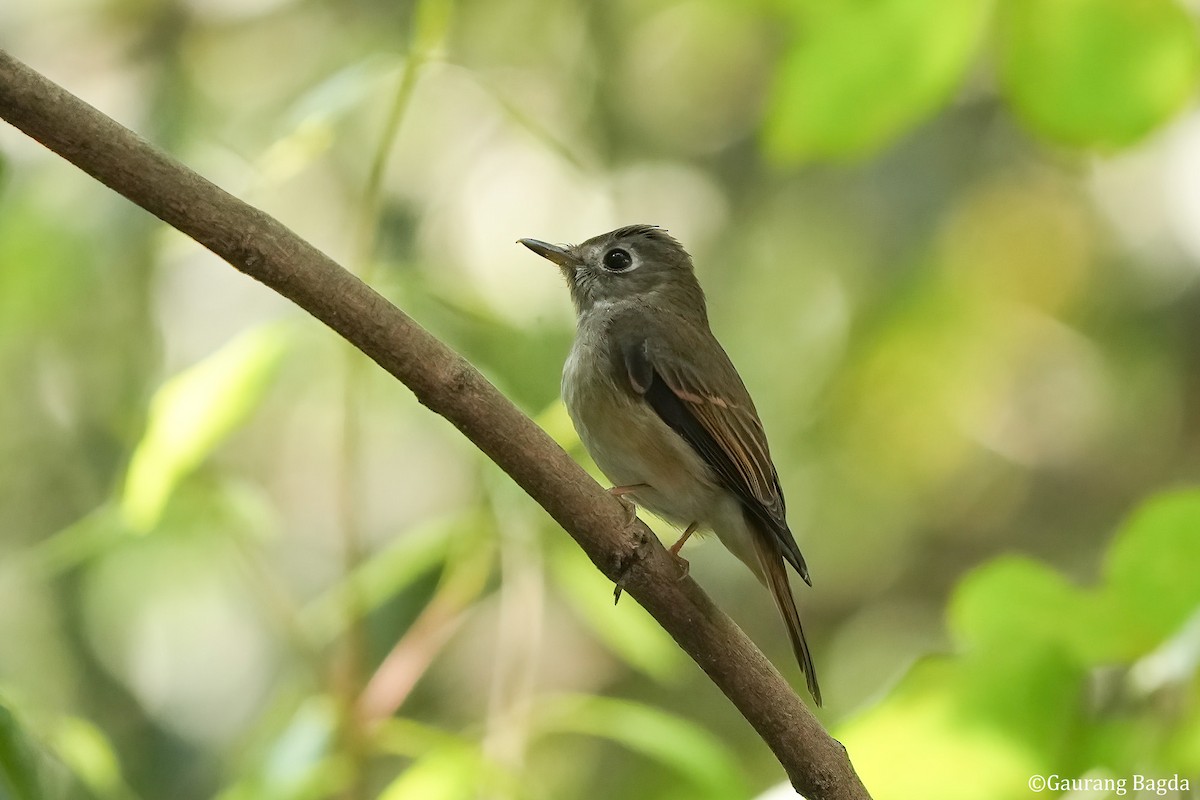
left=0, top=49, right=871, bottom=800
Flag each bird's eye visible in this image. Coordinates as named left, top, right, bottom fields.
left=602, top=248, right=633, bottom=272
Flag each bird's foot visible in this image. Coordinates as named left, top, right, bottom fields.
left=612, top=495, right=637, bottom=525
left=607, top=484, right=648, bottom=525
left=669, top=552, right=690, bottom=581
left=613, top=530, right=656, bottom=605
left=667, top=521, right=699, bottom=581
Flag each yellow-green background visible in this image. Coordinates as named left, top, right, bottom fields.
left=2, top=1, right=1199, bottom=798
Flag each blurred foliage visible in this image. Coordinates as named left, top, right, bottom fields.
left=0, top=701, right=48, bottom=800
left=763, top=0, right=991, bottom=163
left=2, top=1, right=1200, bottom=800
left=122, top=324, right=290, bottom=532
left=999, top=0, right=1200, bottom=148
left=842, top=490, right=1200, bottom=799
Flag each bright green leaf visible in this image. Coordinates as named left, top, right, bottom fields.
left=1103, top=489, right=1200, bottom=642
left=22, top=505, right=125, bottom=578
left=0, top=701, right=46, bottom=800
left=936, top=561, right=1110, bottom=753
left=1165, top=702, right=1200, bottom=775
left=837, top=660, right=1042, bottom=800
left=950, top=558, right=1081, bottom=649
left=536, top=695, right=746, bottom=800
left=51, top=717, right=134, bottom=800
left=372, top=718, right=476, bottom=759
left=843, top=489, right=1200, bottom=798
left=121, top=324, right=290, bottom=532
left=377, top=746, right=482, bottom=800
left=948, top=556, right=1140, bottom=664
left=763, top=0, right=990, bottom=163
left=373, top=719, right=518, bottom=798
left=999, top=0, right=1200, bottom=147
left=955, top=644, right=1085, bottom=755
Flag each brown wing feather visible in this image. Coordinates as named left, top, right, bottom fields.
left=683, top=392, right=781, bottom=516
left=620, top=330, right=820, bottom=702
left=634, top=339, right=810, bottom=584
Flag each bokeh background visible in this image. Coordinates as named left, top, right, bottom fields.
left=3, top=1, right=1200, bottom=798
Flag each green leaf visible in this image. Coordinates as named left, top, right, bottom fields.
left=842, top=489, right=1200, bottom=796
left=949, top=492, right=1200, bottom=667
left=763, top=0, right=989, bottom=163
left=0, top=700, right=46, bottom=800
left=372, top=718, right=475, bottom=759
left=545, top=540, right=686, bottom=682
left=121, top=324, right=290, bottom=532
left=1165, top=702, right=1200, bottom=774
left=374, top=743, right=487, bottom=800
left=956, top=644, right=1086, bottom=755
left=999, top=0, right=1200, bottom=147
left=948, top=556, right=1140, bottom=664
left=372, top=719, right=514, bottom=797
left=837, top=660, right=1043, bottom=800
left=22, top=505, right=126, bottom=578
left=535, top=695, right=746, bottom=800
left=1103, top=490, right=1200, bottom=643
left=51, top=717, right=135, bottom=800
left=950, top=557, right=1079, bottom=644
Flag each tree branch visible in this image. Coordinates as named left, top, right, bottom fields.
left=0, top=49, right=871, bottom=800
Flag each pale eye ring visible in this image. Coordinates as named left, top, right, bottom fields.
left=602, top=248, right=633, bottom=272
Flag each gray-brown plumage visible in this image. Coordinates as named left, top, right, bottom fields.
left=519, top=224, right=820, bottom=705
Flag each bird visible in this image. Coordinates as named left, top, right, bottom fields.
left=519, top=224, right=820, bottom=705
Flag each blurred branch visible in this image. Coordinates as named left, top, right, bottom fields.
left=0, top=50, right=871, bottom=800
left=357, top=532, right=492, bottom=724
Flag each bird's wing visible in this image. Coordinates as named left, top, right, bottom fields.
left=621, top=333, right=810, bottom=585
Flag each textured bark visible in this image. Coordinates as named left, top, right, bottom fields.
left=0, top=49, right=872, bottom=800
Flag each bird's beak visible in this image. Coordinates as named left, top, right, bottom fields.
left=518, top=238, right=577, bottom=269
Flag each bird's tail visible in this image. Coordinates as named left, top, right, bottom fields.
left=751, top=525, right=821, bottom=706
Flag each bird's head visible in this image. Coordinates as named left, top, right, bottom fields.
left=520, top=224, right=706, bottom=319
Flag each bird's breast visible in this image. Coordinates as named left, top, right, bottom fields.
left=562, top=337, right=722, bottom=528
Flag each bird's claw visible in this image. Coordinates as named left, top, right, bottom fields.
left=614, top=494, right=638, bottom=525
left=607, top=485, right=642, bottom=525
left=671, top=553, right=690, bottom=581
left=613, top=532, right=656, bottom=605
